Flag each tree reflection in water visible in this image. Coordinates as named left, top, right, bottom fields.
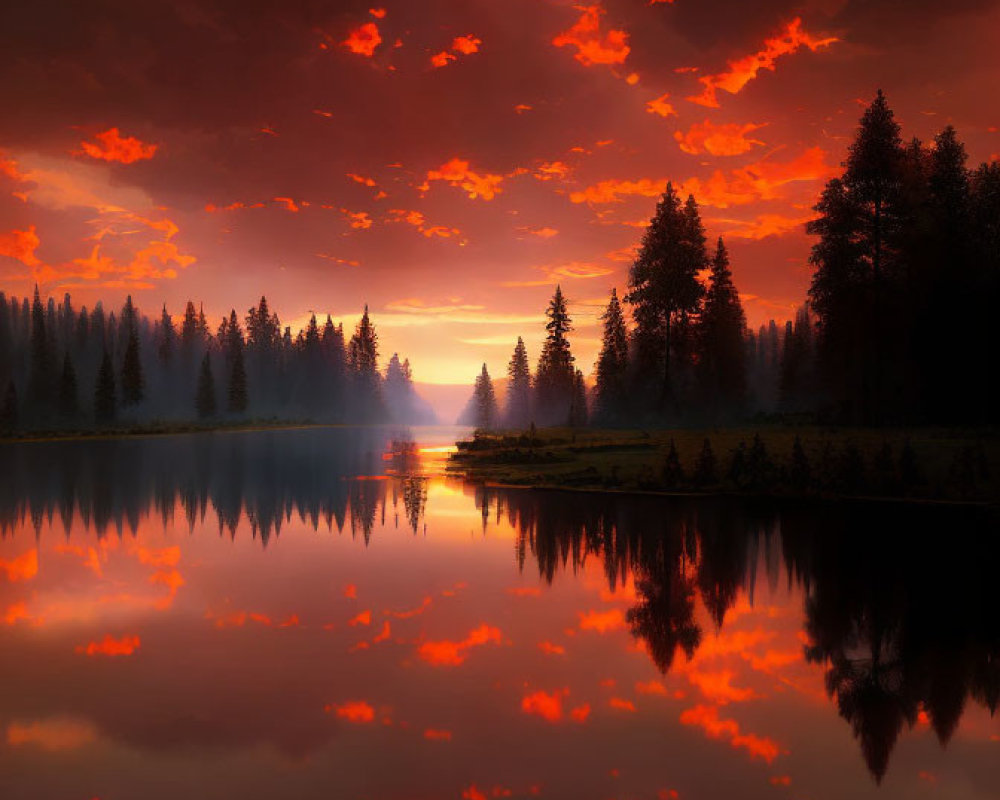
left=2, top=431, right=996, bottom=782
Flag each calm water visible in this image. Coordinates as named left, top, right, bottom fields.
left=0, top=427, right=997, bottom=800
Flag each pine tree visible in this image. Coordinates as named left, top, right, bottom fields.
left=28, top=285, right=53, bottom=411
left=0, top=380, right=17, bottom=432
left=227, top=346, right=248, bottom=414
left=626, top=185, right=706, bottom=414
left=697, top=238, right=747, bottom=417
left=569, top=369, right=588, bottom=427
left=505, top=337, right=532, bottom=429
left=535, top=286, right=575, bottom=426
left=594, top=288, right=629, bottom=424
left=57, top=352, right=79, bottom=418
left=196, top=353, right=216, bottom=418
left=120, top=299, right=144, bottom=408
left=94, top=349, right=117, bottom=424
left=472, top=363, right=498, bottom=430
left=157, top=304, right=175, bottom=364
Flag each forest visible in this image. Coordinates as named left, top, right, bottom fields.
left=465, top=91, right=1000, bottom=430
left=0, top=293, right=434, bottom=433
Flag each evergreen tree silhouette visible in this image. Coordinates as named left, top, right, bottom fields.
left=626, top=185, right=706, bottom=416
left=94, top=348, right=117, bottom=424
left=228, top=346, right=248, bottom=414
left=534, top=286, right=575, bottom=425
left=697, top=237, right=747, bottom=417
left=472, top=363, right=498, bottom=430
left=0, top=380, right=16, bottom=433
left=120, top=299, right=144, bottom=408
left=504, top=336, right=532, bottom=429
left=594, top=288, right=629, bottom=424
left=57, top=351, right=79, bottom=418
left=196, top=353, right=216, bottom=418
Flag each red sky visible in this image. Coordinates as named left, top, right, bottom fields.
left=2, top=0, right=999, bottom=386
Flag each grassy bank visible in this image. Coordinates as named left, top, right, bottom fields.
left=0, top=418, right=365, bottom=444
left=448, top=426, right=998, bottom=504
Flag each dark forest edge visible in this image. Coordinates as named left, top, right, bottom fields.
left=460, top=90, right=999, bottom=433
left=449, top=426, right=998, bottom=504
left=0, top=293, right=437, bottom=436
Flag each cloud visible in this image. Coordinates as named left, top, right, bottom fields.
left=6, top=719, right=97, bottom=751
left=0, top=226, right=41, bottom=268
left=424, top=158, right=504, bottom=200
left=521, top=688, right=568, bottom=722
left=79, top=128, right=158, bottom=164
left=571, top=147, right=831, bottom=208
left=328, top=701, right=375, bottom=722
left=386, top=209, right=463, bottom=241
left=646, top=93, right=677, bottom=118
left=75, top=634, right=141, bottom=657
left=343, top=22, right=381, bottom=56
left=423, top=728, right=452, bottom=741
left=432, top=35, right=482, bottom=67
left=578, top=608, right=626, bottom=633
left=538, top=640, right=566, bottom=655
left=0, top=549, right=38, bottom=582
left=709, top=213, right=812, bottom=240
left=679, top=704, right=781, bottom=763
left=690, top=18, right=838, bottom=108
left=674, top=121, right=767, bottom=156
left=417, top=624, right=501, bottom=666
left=553, top=4, right=630, bottom=67
left=501, top=261, right=614, bottom=287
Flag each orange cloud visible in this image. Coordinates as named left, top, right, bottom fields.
left=534, top=161, right=571, bottom=181
left=386, top=208, right=463, bottom=241
left=431, top=35, right=482, bottom=68
left=344, top=583, right=358, bottom=599
left=80, top=128, right=158, bottom=164
left=349, top=610, right=372, bottom=626
left=329, top=701, right=375, bottom=723
left=609, top=697, right=636, bottom=712
left=570, top=703, right=591, bottom=723
left=75, top=634, right=141, bottom=657
left=0, top=549, right=38, bottom=582
left=675, top=120, right=766, bottom=156
left=710, top=213, right=812, bottom=240
left=553, top=4, right=630, bottom=67
left=418, top=624, right=501, bottom=666
left=343, top=22, right=381, bottom=56
left=6, top=719, right=97, bottom=751
left=0, top=226, right=41, bottom=267
left=690, top=18, right=837, bottom=108
left=646, top=93, right=677, bottom=118
left=770, top=775, right=792, bottom=786
left=425, top=158, right=503, bottom=200
left=683, top=669, right=757, bottom=704
left=369, top=7, right=386, bottom=18
left=571, top=147, right=831, bottom=208
left=423, top=728, right=452, bottom=741
left=636, top=680, right=667, bottom=695
left=521, top=688, right=568, bottom=722
left=679, top=704, right=780, bottom=763
left=538, top=640, right=566, bottom=655
left=578, top=608, right=626, bottom=633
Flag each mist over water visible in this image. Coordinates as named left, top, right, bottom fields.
left=0, top=427, right=997, bottom=799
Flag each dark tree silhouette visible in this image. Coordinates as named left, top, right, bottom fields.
left=94, top=349, right=117, bottom=424
left=471, top=363, right=498, bottom=430
left=594, top=288, right=629, bottom=424
left=196, top=353, right=217, bottom=418
left=120, top=298, right=144, bottom=408
left=534, top=286, right=575, bottom=426
left=626, top=185, right=706, bottom=414
left=0, top=380, right=16, bottom=432
left=697, top=237, right=747, bottom=417
left=57, top=351, right=78, bottom=418
left=504, top=337, right=532, bottom=429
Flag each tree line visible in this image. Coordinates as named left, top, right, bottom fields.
left=467, top=91, right=999, bottom=429
left=0, top=291, right=434, bottom=432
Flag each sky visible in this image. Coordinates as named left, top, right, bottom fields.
left=2, top=0, right=1000, bottom=391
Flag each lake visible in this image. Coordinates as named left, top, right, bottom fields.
left=0, top=427, right=997, bottom=799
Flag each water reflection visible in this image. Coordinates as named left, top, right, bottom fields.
left=1, top=430, right=997, bottom=798
left=483, top=487, right=999, bottom=783
left=0, top=427, right=428, bottom=544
